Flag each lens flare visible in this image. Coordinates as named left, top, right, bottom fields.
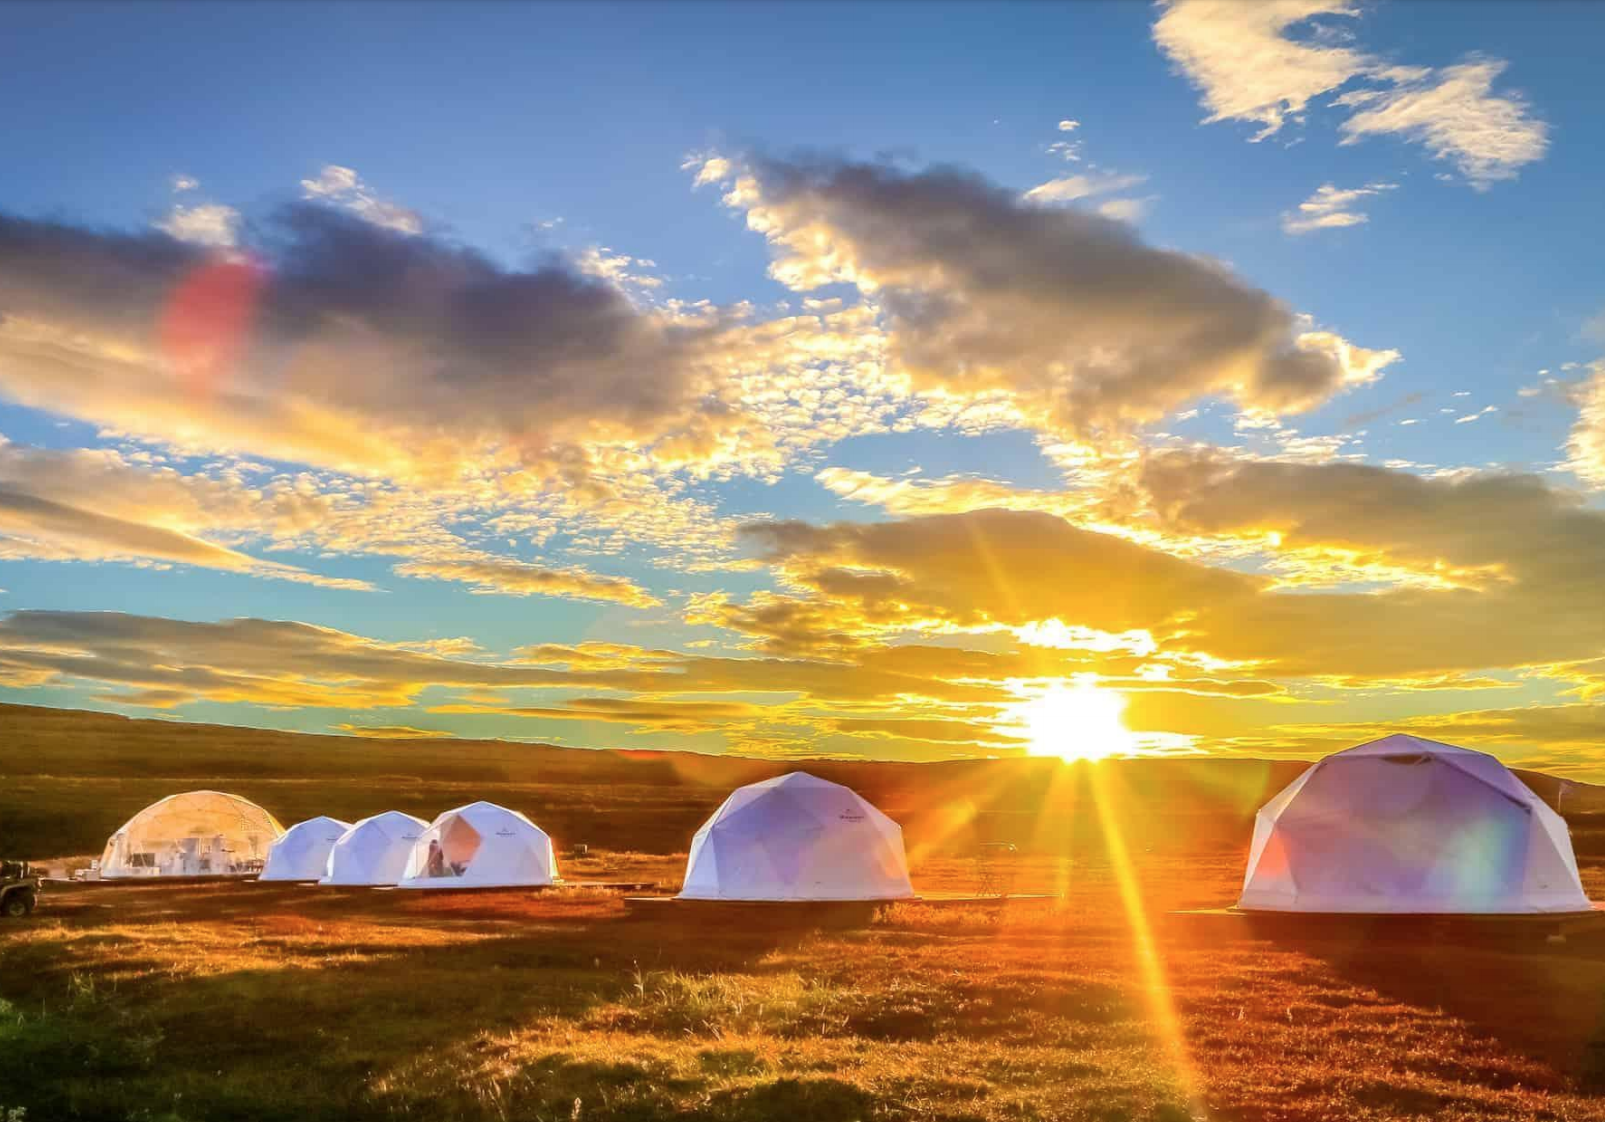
left=159, top=255, right=264, bottom=397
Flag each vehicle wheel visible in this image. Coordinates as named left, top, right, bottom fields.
left=1, top=895, right=27, bottom=918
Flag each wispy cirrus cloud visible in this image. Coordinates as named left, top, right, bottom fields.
left=1154, top=0, right=1367, bottom=140
left=1281, top=181, right=1396, bottom=234
left=1153, top=1, right=1547, bottom=187
left=393, top=554, right=662, bottom=608
left=0, top=486, right=366, bottom=589
left=1335, top=58, right=1548, bottom=187
left=1023, top=171, right=1148, bottom=205
left=0, top=442, right=368, bottom=589
left=433, top=697, right=765, bottom=732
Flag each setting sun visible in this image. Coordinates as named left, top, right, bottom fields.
left=1012, top=679, right=1136, bottom=762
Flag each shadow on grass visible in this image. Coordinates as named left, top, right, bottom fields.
left=1254, top=925, right=1605, bottom=1093
left=0, top=885, right=856, bottom=1121
left=386, top=1056, right=900, bottom=1122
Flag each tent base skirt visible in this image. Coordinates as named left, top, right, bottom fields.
left=63, top=873, right=264, bottom=887
left=393, top=880, right=554, bottom=891
left=1170, top=905, right=1605, bottom=942
left=628, top=893, right=1061, bottom=922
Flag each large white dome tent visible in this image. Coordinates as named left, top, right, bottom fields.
left=679, top=772, right=915, bottom=902
left=1239, top=733, right=1591, bottom=915
left=99, top=790, right=284, bottom=879
left=395, top=801, right=558, bottom=889
left=321, top=811, right=427, bottom=886
left=260, top=816, right=352, bottom=882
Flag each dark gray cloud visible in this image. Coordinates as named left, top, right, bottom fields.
left=728, top=155, right=1394, bottom=431
left=0, top=205, right=720, bottom=474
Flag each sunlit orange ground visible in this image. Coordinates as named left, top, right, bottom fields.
left=4, top=850, right=1605, bottom=1121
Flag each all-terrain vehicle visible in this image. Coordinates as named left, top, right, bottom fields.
left=0, top=860, right=39, bottom=917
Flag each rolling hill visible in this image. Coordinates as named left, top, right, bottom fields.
left=2, top=701, right=1600, bottom=864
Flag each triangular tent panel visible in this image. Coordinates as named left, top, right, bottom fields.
left=679, top=772, right=915, bottom=901
left=321, top=811, right=427, bottom=886
left=99, top=790, right=284, bottom=879
left=1239, top=733, right=1590, bottom=914
left=260, top=816, right=353, bottom=881
left=395, top=801, right=557, bottom=889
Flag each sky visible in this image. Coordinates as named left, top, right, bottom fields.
left=1, top=1, right=1604, bottom=775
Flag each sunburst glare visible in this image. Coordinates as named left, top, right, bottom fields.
left=1010, top=677, right=1137, bottom=762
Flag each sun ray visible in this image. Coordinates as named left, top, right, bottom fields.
left=1087, top=761, right=1209, bottom=1116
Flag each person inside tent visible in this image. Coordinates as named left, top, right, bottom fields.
left=426, top=838, right=445, bottom=877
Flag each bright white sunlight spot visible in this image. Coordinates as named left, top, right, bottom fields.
left=1012, top=678, right=1137, bottom=762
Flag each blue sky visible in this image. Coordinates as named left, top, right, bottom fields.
left=1, top=2, right=1604, bottom=773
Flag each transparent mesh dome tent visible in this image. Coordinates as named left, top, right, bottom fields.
left=1239, top=734, right=1591, bottom=915
left=260, top=816, right=352, bottom=882
left=679, top=772, right=915, bottom=902
left=396, top=802, right=557, bottom=889
left=321, top=811, right=427, bottom=886
left=99, top=790, right=284, bottom=879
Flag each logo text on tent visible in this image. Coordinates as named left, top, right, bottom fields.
left=838, top=810, right=865, bottom=822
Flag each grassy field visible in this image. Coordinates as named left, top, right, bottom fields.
left=5, top=702, right=1605, bottom=1121
left=4, top=854, right=1605, bottom=1122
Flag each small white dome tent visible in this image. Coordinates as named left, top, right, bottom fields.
left=321, top=811, right=427, bottom=886
left=260, top=816, right=352, bottom=882
left=1239, top=733, right=1591, bottom=915
left=679, top=772, right=915, bottom=902
left=99, top=790, right=284, bottom=879
left=395, top=801, right=557, bottom=889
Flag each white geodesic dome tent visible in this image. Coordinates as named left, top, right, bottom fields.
left=679, top=772, right=915, bottom=902
left=99, top=790, right=284, bottom=879
left=1239, top=734, right=1591, bottom=915
left=321, top=811, right=427, bottom=886
left=260, top=816, right=352, bottom=881
left=395, top=801, right=557, bottom=889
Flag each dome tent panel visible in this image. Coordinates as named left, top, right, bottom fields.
left=1237, top=766, right=1315, bottom=905
left=261, top=816, right=353, bottom=882
left=1239, top=734, right=1591, bottom=915
left=679, top=772, right=915, bottom=902
left=395, top=801, right=557, bottom=889
left=99, top=790, right=284, bottom=879
left=1524, top=808, right=1584, bottom=901
left=320, top=811, right=427, bottom=886
left=1272, top=757, right=1528, bottom=901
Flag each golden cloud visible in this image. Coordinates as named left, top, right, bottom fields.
left=393, top=555, right=661, bottom=608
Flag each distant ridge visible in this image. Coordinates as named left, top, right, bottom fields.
left=0, top=701, right=1598, bottom=861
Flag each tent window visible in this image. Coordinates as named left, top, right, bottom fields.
left=423, top=816, right=482, bottom=877
left=1378, top=754, right=1429, bottom=765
